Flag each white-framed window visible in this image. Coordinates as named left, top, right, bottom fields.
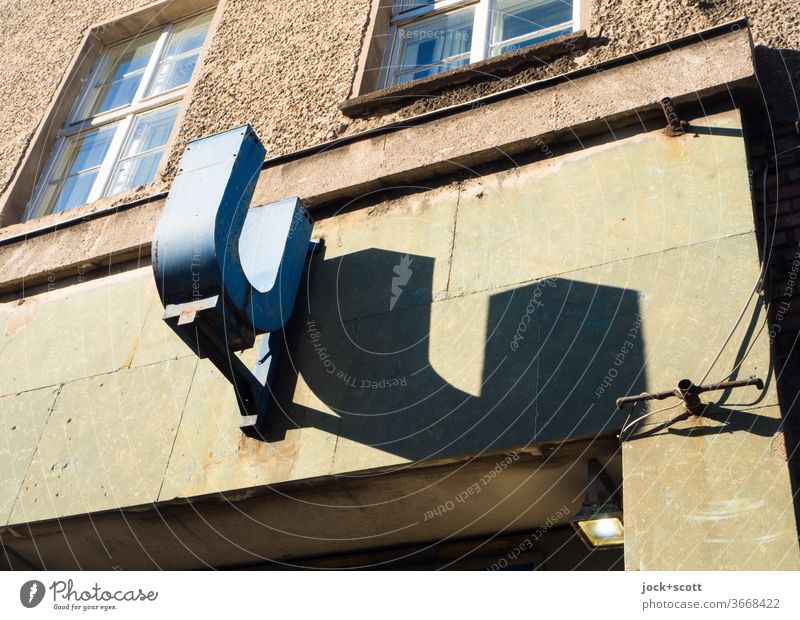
left=382, top=0, right=578, bottom=87
left=24, top=10, right=213, bottom=221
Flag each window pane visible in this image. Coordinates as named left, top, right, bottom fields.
left=91, top=77, right=142, bottom=115
left=395, top=55, right=470, bottom=84
left=35, top=124, right=117, bottom=216
left=395, top=7, right=474, bottom=83
left=52, top=125, right=117, bottom=179
left=164, top=13, right=212, bottom=57
left=75, top=32, right=160, bottom=119
left=51, top=170, right=99, bottom=214
left=147, top=12, right=212, bottom=96
left=107, top=152, right=163, bottom=195
left=152, top=54, right=200, bottom=94
left=398, top=0, right=435, bottom=12
left=492, top=26, right=572, bottom=55
left=119, top=105, right=178, bottom=158
left=491, top=0, right=573, bottom=53
left=106, top=105, right=178, bottom=195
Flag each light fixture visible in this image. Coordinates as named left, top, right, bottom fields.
left=570, top=459, right=624, bottom=550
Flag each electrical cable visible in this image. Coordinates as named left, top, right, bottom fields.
left=618, top=401, right=637, bottom=443
left=719, top=312, right=769, bottom=383
left=618, top=156, right=784, bottom=441
left=618, top=400, right=684, bottom=439
left=699, top=166, right=771, bottom=385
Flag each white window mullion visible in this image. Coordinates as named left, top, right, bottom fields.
left=470, top=0, right=492, bottom=63
left=572, top=0, right=581, bottom=30
left=134, top=27, right=171, bottom=103
left=87, top=115, right=133, bottom=203
left=61, top=90, right=184, bottom=137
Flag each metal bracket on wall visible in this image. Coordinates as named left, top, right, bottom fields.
left=660, top=96, right=686, bottom=137
left=151, top=125, right=315, bottom=438
left=616, top=377, right=764, bottom=416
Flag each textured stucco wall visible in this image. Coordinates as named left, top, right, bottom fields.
left=160, top=0, right=371, bottom=174
left=345, top=0, right=800, bottom=123
left=589, top=0, right=797, bottom=52
left=0, top=0, right=798, bottom=225
left=0, top=0, right=152, bottom=205
left=0, top=0, right=373, bottom=223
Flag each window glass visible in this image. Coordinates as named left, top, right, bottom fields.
left=36, top=124, right=117, bottom=216
left=75, top=32, right=160, bottom=119
left=147, top=12, right=213, bottom=96
left=384, top=0, right=576, bottom=86
left=106, top=105, right=179, bottom=195
left=491, top=0, right=572, bottom=55
left=398, top=0, right=435, bottom=12
left=394, top=6, right=474, bottom=84
left=491, top=25, right=572, bottom=55
left=396, top=56, right=470, bottom=84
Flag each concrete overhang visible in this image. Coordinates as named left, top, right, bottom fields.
left=0, top=19, right=756, bottom=295
left=0, top=437, right=619, bottom=569
left=254, top=18, right=756, bottom=208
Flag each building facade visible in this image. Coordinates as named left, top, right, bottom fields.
left=0, top=0, right=799, bottom=569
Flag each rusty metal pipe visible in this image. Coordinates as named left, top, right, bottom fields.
left=676, top=379, right=703, bottom=415
left=616, top=376, right=764, bottom=415
left=695, top=377, right=764, bottom=394
left=615, top=388, right=679, bottom=410
left=660, top=96, right=685, bottom=136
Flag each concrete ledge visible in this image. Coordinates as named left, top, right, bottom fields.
left=0, top=22, right=756, bottom=295
left=340, top=30, right=591, bottom=119
left=0, top=200, right=162, bottom=294
left=0, top=436, right=618, bottom=569
left=255, top=24, right=755, bottom=209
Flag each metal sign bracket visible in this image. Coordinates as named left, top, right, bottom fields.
left=152, top=125, right=315, bottom=438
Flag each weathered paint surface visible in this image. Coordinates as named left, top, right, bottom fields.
left=0, top=386, right=59, bottom=524
left=623, top=402, right=799, bottom=570
left=0, top=268, right=154, bottom=395
left=10, top=358, right=196, bottom=523
left=3, top=108, right=797, bottom=573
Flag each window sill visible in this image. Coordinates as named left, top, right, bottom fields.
left=341, top=30, right=591, bottom=119
left=0, top=182, right=166, bottom=245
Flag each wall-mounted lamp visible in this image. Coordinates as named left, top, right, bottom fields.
left=570, top=459, right=624, bottom=550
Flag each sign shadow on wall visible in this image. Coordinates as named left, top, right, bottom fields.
left=265, top=248, right=646, bottom=461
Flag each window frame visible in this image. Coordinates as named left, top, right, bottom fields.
left=380, top=0, right=581, bottom=88
left=23, top=9, right=214, bottom=222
